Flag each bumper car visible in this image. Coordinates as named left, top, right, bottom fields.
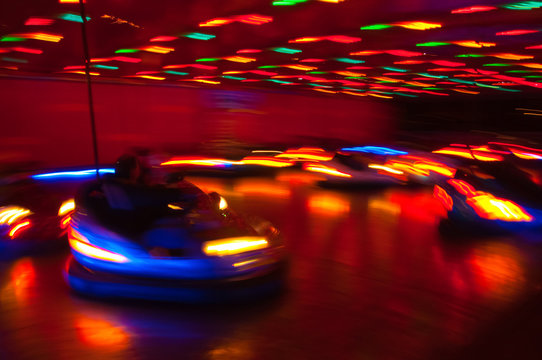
left=433, top=160, right=542, bottom=234
left=64, top=177, right=287, bottom=303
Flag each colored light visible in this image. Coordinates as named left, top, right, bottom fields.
left=276, top=147, right=334, bottom=161
left=350, top=50, right=382, bottom=56
left=381, top=66, right=408, bottom=72
left=199, top=14, right=272, bottom=27
left=63, top=70, right=100, bottom=76
left=59, top=0, right=83, bottom=2
left=502, top=1, right=542, bottom=10
left=434, top=185, right=453, bottom=211
left=9, top=221, right=31, bottom=239
left=484, top=63, right=512, bottom=67
left=196, top=58, right=220, bottom=62
left=360, top=24, right=392, bottom=30
left=69, top=229, right=129, bottom=263
left=283, top=64, right=316, bottom=71
left=9, top=33, right=63, bottom=42
left=1, top=57, right=28, bottom=63
left=0, top=207, right=31, bottom=225
left=150, top=36, right=177, bottom=42
left=416, top=42, right=450, bottom=47
left=467, top=194, right=533, bottom=222
left=12, top=47, right=43, bottom=54
left=58, top=199, right=75, bottom=216
left=113, top=56, right=141, bottom=63
left=453, top=89, right=480, bottom=94
left=433, top=148, right=503, bottom=161
left=58, top=13, right=90, bottom=23
left=223, top=56, right=256, bottom=63
left=218, top=196, right=228, bottom=210
left=491, top=53, right=533, bottom=60
left=368, top=164, right=404, bottom=175
left=386, top=50, right=423, bottom=57
left=303, top=163, right=352, bottom=178
left=164, top=70, right=188, bottom=75
left=326, top=35, right=361, bottom=43
left=32, top=168, right=114, bottom=179
left=25, top=17, right=55, bottom=26
left=335, top=58, right=365, bottom=64
left=395, top=21, right=441, bottom=30
left=525, top=44, right=542, bottom=49
left=456, top=54, right=485, bottom=57
left=273, top=47, right=302, bottom=54
left=141, top=46, right=174, bottom=54
left=0, top=37, right=26, bottom=42
left=497, top=29, right=539, bottom=36
left=183, top=32, right=216, bottom=40
left=223, top=75, right=246, bottom=80
left=203, top=237, right=268, bottom=256
left=115, top=49, right=139, bottom=53
left=340, top=146, right=408, bottom=155
left=237, top=49, right=262, bottom=54
left=93, top=64, right=118, bottom=69
left=451, top=5, right=497, bottom=13
left=453, top=41, right=496, bottom=48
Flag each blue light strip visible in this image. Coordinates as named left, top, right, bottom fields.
left=32, top=168, right=115, bottom=179
left=340, top=146, right=408, bottom=155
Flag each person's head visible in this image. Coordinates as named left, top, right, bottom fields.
left=114, top=154, right=141, bottom=182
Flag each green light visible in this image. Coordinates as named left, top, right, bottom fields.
left=417, top=73, right=448, bottom=79
left=93, top=64, right=118, bottom=70
left=59, top=13, right=90, bottom=23
left=164, top=71, right=189, bottom=75
left=483, top=63, right=512, bottom=66
left=423, top=87, right=444, bottom=90
left=307, top=71, right=327, bottom=74
left=455, top=54, right=485, bottom=58
left=335, top=58, right=365, bottom=64
left=525, top=75, right=542, bottom=78
left=0, top=37, right=26, bottom=42
left=1, top=57, right=27, bottom=63
left=395, top=93, right=418, bottom=98
left=450, top=79, right=475, bottom=85
left=258, top=65, right=280, bottom=68
left=196, top=58, right=220, bottom=62
left=183, top=33, right=216, bottom=41
left=273, top=0, right=307, bottom=5
left=381, top=66, right=408, bottom=72
left=115, top=49, right=139, bottom=53
left=360, top=24, right=392, bottom=30
left=495, top=87, right=522, bottom=92
left=502, top=1, right=542, bottom=10
left=416, top=42, right=450, bottom=47
left=222, top=75, right=246, bottom=80
left=308, top=83, right=331, bottom=87
left=272, top=47, right=302, bottom=54
left=345, top=76, right=366, bottom=79
left=506, top=70, right=532, bottom=73
left=475, top=83, right=499, bottom=88
left=342, top=87, right=365, bottom=91
left=266, top=79, right=293, bottom=84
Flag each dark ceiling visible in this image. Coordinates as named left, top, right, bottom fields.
left=1, top=0, right=542, bottom=100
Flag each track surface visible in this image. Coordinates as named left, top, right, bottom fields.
left=2, top=173, right=542, bottom=360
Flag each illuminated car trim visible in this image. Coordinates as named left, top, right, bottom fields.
left=58, top=198, right=75, bottom=216
left=68, top=228, right=129, bottom=263
left=203, top=237, right=268, bottom=256
left=9, top=220, right=31, bottom=238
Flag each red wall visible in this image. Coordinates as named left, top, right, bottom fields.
left=0, top=77, right=396, bottom=168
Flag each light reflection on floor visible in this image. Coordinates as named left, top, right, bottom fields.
left=1, top=173, right=542, bottom=359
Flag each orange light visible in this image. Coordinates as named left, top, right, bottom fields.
left=58, top=198, right=75, bottom=216
left=239, top=156, right=293, bottom=167
left=76, top=317, right=129, bottom=348
left=0, top=206, right=31, bottom=225
left=9, top=221, right=31, bottom=239
left=283, top=64, right=317, bottom=71
left=276, top=148, right=334, bottom=161
left=334, top=71, right=365, bottom=77
left=452, top=40, right=496, bottom=48
left=368, top=163, right=405, bottom=175
left=13, top=33, right=63, bottom=42
left=141, top=46, right=174, bottom=54
left=134, top=75, right=165, bottom=80
left=433, top=147, right=503, bottom=161
left=349, top=50, right=382, bottom=56
left=434, top=185, right=453, bottom=211
left=491, top=53, right=534, bottom=60
left=60, top=215, right=71, bottom=230
left=308, top=194, right=350, bottom=214
left=394, top=21, right=441, bottom=30
left=223, top=56, right=255, bottom=63
left=191, top=79, right=220, bottom=84
left=453, top=89, right=480, bottom=95
left=448, top=179, right=477, bottom=196
left=69, top=229, right=128, bottom=263
left=199, top=18, right=233, bottom=27
left=467, top=194, right=533, bottom=222
left=303, top=163, right=352, bottom=178
left=149, top=36, right=177, bottom=42
left=289, top=36, right=321, bottom=43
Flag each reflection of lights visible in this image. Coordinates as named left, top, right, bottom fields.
left=239, top=156, right=294, bottom=167
left=451, top=5, right=497, bottom=13
left=223, top=56, right=255, bottom=63
left=303, top=163, right=352, bottom=178
left=491, top=53, right=534, bottom=60
left=448, top=179, right=477, bottom=196
left=1, top=258, right=35, bottom=304
left=433, top=147, right=503, bottom=161
left=161, top=157, right=236, bottom=167
left=452, top=40, right=496, bottom=48
left=234, top=180, right=290, bottom=198
left=10, top=33, right=63, bottom=42
left=199, top=14, right=272, bottom=27
left=497, top=29, right=539, bottom=36
left=69, top=228, right=129, bottom=263
left=58, top=13, right=91, bottom=23
left=58, top=199, right=75, bottom=216
left=308, top=194, right=350, bottom=214
left=9, top=221, right=31, bottom=239
left=276, top=148, right=334, bottom=161
left=368, top=197, right=401, bottom=215
left=150, top=36, right=177, bottom=42
left=25, top=17, right=55, bottom=26
left=141, top=46, right=174, bottom=54
left=76, top=317, right=130, bottom=348
left=183, top=33, right=216, bottom=40
left=203, top=237, right=268, bottom=256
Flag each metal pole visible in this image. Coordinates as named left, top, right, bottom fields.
left=79, top=0, right=100, bottom=179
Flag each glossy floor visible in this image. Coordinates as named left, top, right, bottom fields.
left=2, top=173, right=542, bottom=360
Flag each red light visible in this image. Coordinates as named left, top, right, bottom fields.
left=431, top=60, right=465, bottom=67
left=496, top=30, right=539, bottom=36
left=25, top=17, right=55, bottom=26
left=434, top=185, right=453, bottom=211
left=451, top=6, right=496, bottom=14
left=448, top=179, right=477, bottom=197
left=385, top=50, right=423, bottom=57
left=236, top=49, right=262, bottom=54
left=12, top=47, right=43, bottom=54
left=112, top=56, right=142, bottom=63
left=149, top=36, right=177, bottom=42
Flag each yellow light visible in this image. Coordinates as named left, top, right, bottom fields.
left=304, top=164, right=352, bottom=178
left=334, top=71, right=365, bottom=77
left=223, top=56, right=256, bottom=63
left=239, top=157, right=293, bottom=167
left=453, top=89, right=480, bottom=94
left=283, top=64, right=317, bottom=71
left=219, top=196, right=228, bottom=210
left=453, top=40, right=496, bottom=48
left=69, top=229, right=129, bottom=263
left=141, top=46, right=174, bottom=54
left=192, top=79, right=220, bottom=84
left=233, top=259, right=259, bottom=268
left=58, top=199, right=75, bottom=216
left=308, top=194, right=350, bottom=214
left=161, top=157, right=235, bottom=166
left=342, top=91, right=367, bottom=96
left=203, top=237, right=268, bottom=256
left=491, top=53, right=534, bottom=60
left=289, top=37, right=321, bottom=43
left=395, top=21, right=442, bottom=30
left=0, top=207, right=31, bottom=225
left=9, top=221, right=31, bottom=238
left=368, top=164, right=404, bottom=174
left=137, top=75, right=165, bottom=80
left=367, top=93, right=393, bottom=99
left=467, top=194, right=533, bottom=222
left=11, top=33, right=63, bottom=42
left=520, top=63, right=542, bottom=69
left=168, top=204, right=183, bottom=210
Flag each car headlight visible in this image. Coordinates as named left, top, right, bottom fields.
left=203, top=237, right=268, bottom=256
left=58, top=199, right=75, bottom=216
left=0, top=206, right=31, bottom=225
